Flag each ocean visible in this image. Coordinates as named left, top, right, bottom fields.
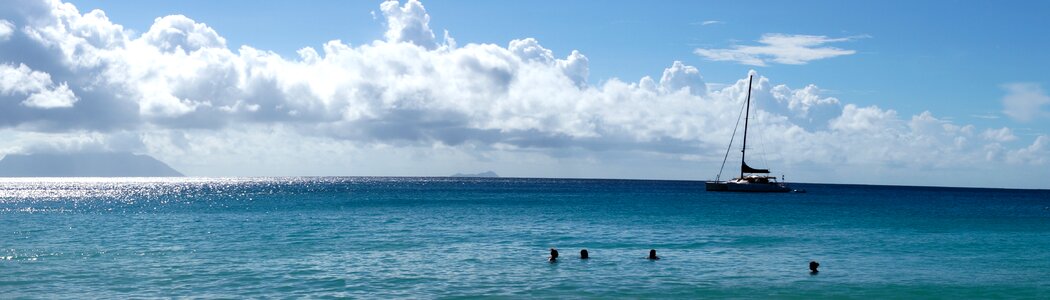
left=2, top=177, right=1049, bottom=298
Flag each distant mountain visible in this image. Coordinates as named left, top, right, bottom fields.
left=0, top=152, right=184, bottom=177
left=451, top=171, right=499, bottom=178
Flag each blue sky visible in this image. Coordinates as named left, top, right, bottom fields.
left=2, top=0, right=1049, bottom=188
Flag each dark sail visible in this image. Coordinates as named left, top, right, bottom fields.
left=742, top=162, right=770, bottom=174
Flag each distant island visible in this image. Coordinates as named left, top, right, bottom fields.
left=450, top=171, right=499, bottom=178
left=0, top=152, right=184, bottom=177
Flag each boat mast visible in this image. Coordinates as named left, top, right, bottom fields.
left=740, top=75, right=753, bottom=179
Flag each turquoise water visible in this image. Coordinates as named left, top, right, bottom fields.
left=2, top=177, right=1049, bottom=298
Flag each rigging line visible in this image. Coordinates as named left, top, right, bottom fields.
left=716, top=89, right=749, bottom=181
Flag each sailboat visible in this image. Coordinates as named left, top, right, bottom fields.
left=706, top=75, right=793, bottom=193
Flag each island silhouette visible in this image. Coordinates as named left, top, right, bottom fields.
left=0, top=152, right=183, bottom=177
left=450, top=171, right=499, bottom=178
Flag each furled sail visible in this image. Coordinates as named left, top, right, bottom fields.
left=742, top=162, right=770, bottom=174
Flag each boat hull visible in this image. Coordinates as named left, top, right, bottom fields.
left=705, top=181, right=729, bottom=191
left=705, top=181, right=791, bottom=193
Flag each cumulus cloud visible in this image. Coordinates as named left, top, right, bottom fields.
left=982, top=127, right=1017, bottom=142
left=1006, top=136, right=1050, bottom=165
left=829, top=104, right=898, bottom=132
left=0, top=19, right=14, bottom=40
left=141, top=15, right=225, bottom=53
left=770, top=83, right=840, bottom=121
left=0, top=63, right=50, bottom=95
left=1001, top=83, right=1050, bottom=122
left=380, top=0, right=438, bottom=49
left=0, top=0, right=1046, bottom=186
left=23, top=81, right=76, bottom=108
left=509, top=38, right=589, bottom=87
left=659, top=61, right=705, bottom=95
left=0, top=63, right=78, bottom=108
left=694, top=34, right=862, bottom=66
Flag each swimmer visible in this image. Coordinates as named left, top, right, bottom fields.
left=549, top=248, right=559, bottom=262
left=809, top=260, right=820, bottom=274
left=648, top=249, right=660, bottom=260
left=580, top=249, right=589, bottom=259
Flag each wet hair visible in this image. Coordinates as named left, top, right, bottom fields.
left=648, top=249, right=659, bottom=260
left=580, top=249, right=589, bottom=259
left=809, top=261, right=820, bottom=273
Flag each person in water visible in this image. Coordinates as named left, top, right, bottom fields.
left=648, top=249, right=660, bottom=260
left=809, top=260, right=820, bottom=274
left=549, top=248, right=559, bottom=262
left=580, top=249, right=589, bottom=259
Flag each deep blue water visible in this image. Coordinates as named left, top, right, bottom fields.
left=2, top=177, right=1049, bottom=298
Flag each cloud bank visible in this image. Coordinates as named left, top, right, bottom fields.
left=0, top=0, right=1046, bottom=187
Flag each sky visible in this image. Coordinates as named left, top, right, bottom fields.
left=1, top=0, right=1048, bottom=188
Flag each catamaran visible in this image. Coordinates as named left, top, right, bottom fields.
left=706, top=75, right=793, bottom=193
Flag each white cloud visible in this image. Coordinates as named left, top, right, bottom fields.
left=0, top=63, right=78, bottom=109
left=20, top=2, right=129, bottom=67
left=971, top=113, right=1000, bottom=120
left=982, top=127, right=1017, bottom=142
left=770, top=83, right=840, bottom=120
left=1007, top=135, right=1049, bottom=165
left=23, top=81, right=77, bottom=108
left=1001, top=83, right=1050, bottom=122
left=829, top=104, right=898, bottom=132
left=0, top=63, right=50, bottom=95
left=700, top=20, right=722, bottom=26
left=380, top=0, right=438, bottom=49
left=509, top=38, right=553, bottom=63
left=141, top=15, right=225, bottom=53
left=0, top=0, right=1046, bottom=187
left=659, top=61, right=705, bottom=95
left=0, top=19, right=14, bottom=41
left=508, top=38, right=589, bottom=87
left=558, top=50, right=588, bottom=87
left=694, top=34, right=862, bottom=66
